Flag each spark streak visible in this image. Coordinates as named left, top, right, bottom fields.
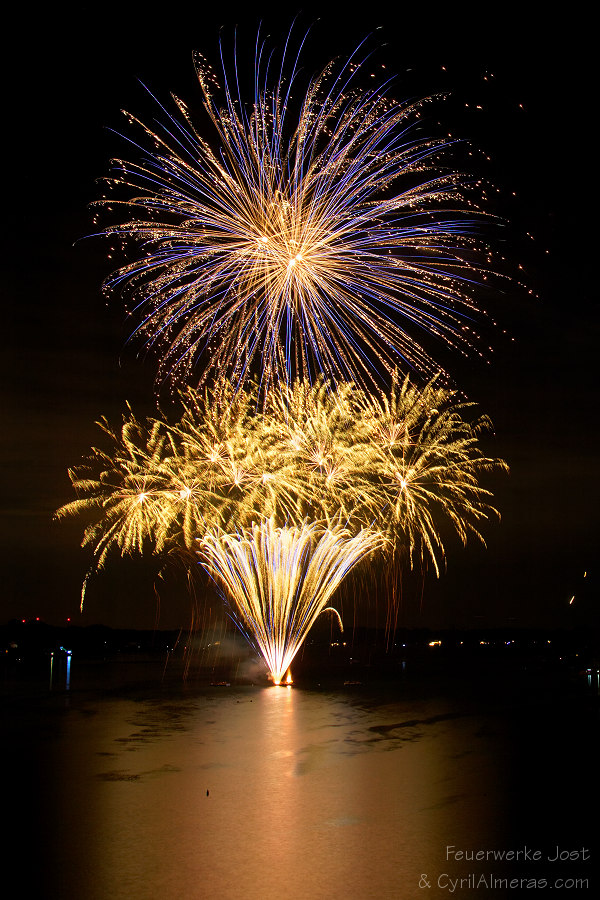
left=59, top=25, right=509, bottom=683
left=198, top=519, right=382, bottom=684
left=57, top=377, right=506, bottom=603
left=99, top=30, right=494, bottom=396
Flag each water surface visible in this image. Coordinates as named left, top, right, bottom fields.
left=4, top=663, right=597, bottom=898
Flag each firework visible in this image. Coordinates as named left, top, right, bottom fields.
left=98, top=30, right=492, bottom=396
left=198, top=519, right=382, bottom=684
left=57, top=377, right=506, bottom=605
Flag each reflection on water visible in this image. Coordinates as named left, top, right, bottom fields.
left=586, top=667, right=600, bottom=694
left=4, top=668, right=598, bottom=899
left=48, top=649, right=72, bottom=691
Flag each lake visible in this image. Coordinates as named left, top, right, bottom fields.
left=2, top=657, right=597, bottom=898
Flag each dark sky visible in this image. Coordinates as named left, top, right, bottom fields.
left=2, top=3, right=597, bottom=631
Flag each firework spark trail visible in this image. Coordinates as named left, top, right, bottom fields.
left=198, top=519, right=382, bottom=684
left=98, top=30, right=494, bottom=396
left=58, top=25, right=510, bottom=681
left=56, top=378, right=507, bottom=608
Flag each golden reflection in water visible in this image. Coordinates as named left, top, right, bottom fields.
left=44, top=686, right=511, bottom=900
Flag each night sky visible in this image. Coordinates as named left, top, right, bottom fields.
left=2, top=3, right=597, bottom=631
